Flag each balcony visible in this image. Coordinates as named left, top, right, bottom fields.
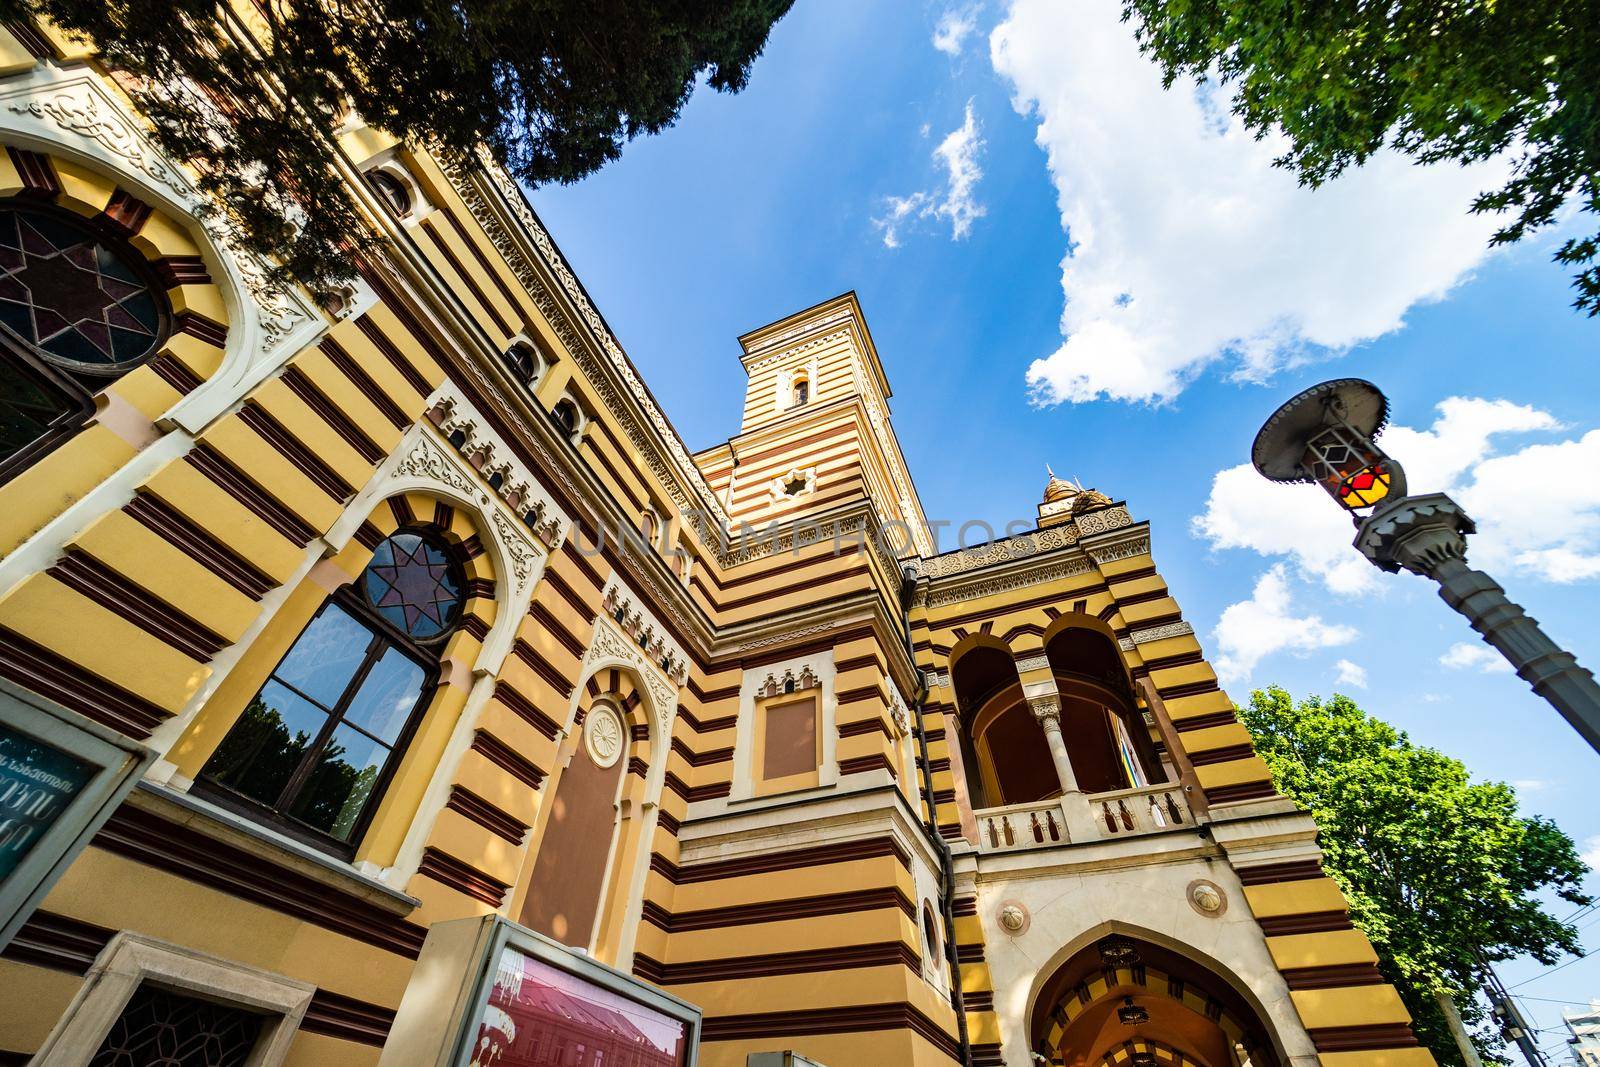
left=977, top=798, right=1069, bottom=852
left=973, top=783, right=1193, bottom=855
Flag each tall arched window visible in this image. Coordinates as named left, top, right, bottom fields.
left=0, top=201, right=169, bottom=482
left=791, top=375, right=809, bottom=407
left=196, top=529, right=465, bottom=851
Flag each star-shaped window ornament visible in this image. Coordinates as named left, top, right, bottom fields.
left=362, top=531, right=464, bottom=641
left=0, top=207, right=164, bottom=372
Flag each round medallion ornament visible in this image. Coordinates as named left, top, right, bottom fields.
left=998, top=902, right=1029, bottom=935
left=585, top=705, right=625, bottom=768
left=1187, top=879, right=1227, bottom=917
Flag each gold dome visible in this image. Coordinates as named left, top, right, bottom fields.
left=1043, top=466, right=1079, bottom=504
left=1071, top=488, right=1114, bottom=514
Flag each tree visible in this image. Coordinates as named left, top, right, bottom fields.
left=5, top=0, right=794, bottom=295
left=1121, top=0, right=1600, bottom=315
left=1239, top=686, right=1592, bottom=1065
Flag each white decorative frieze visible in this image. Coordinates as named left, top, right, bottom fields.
left=915, top=523, right=1080, bottom=580
left=600, top=576, right=690, bottom=685
left=423, top=384, right=570, bottom=548
left=756, top=664, right=819, bottom=698
left=1086, top=535, right=1152, bottom=566
left=584, top=614, right=679, bottom=730
left=924, top=555, right=1095, bottom=610
left=1117, top=621, right=1195, bottom=652
left=1012, top=653, right=1050, bottom=674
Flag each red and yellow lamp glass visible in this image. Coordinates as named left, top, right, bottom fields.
left=1301, top=422, right=1403, bottom=512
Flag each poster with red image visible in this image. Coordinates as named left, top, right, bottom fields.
left=469, top=945, right=688, bottom=1067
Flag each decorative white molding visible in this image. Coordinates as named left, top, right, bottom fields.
left=599, top=576, right=690, bottom=685
left=423, top=383, right=570, bottom=548
left=915, top=523, right=1080, bottom=580
left=923, top=670, right=950, bottom=692
left=1117, top=621, right=1195, bottom=652
left=326, top=422, right=546, bottom=674
left=742, top=309, right=855, bottom=360
left=1085, top=534, right=1153, bottom=566
left=0, top=67, right=323, bottom=435
left=1013, top=653, right=1050, bottom=674
left=755, top=663, right=819, bottom=699
left=925, top=554, right=1096, bottom=610
left=583, top=614, right=680, bottom=731
left=733, top=620, right=839, bottom=654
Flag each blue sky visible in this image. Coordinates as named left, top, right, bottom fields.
left=527, top=0, right=1600, bottom=1044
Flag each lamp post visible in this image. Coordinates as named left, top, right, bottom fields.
left=1251, top=378, right=1600, bottom=755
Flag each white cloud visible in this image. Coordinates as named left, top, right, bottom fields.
left=932, top=6, right=979, bottom=56
left=1512, top=779, right=1549, bottom=794
left=1440, top=642, right=1513, bottom=674
left=875, top=102, right=987, bottom=247
left=1194, top=395, right=1600, bottom=591
left=1213, top=565, right=1358, bottom=682
left=1333, top=659, right=1368, bottom=689
left=989, top=0, right=1509, bottom=406
left=1581, top=834, right=1600, bottom=872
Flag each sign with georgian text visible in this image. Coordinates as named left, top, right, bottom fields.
left=0, top=723, right=92, bottom=881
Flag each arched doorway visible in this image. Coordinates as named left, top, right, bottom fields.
left=1044, top=626, right=1164, bottom=794
left=951, top=642, right=1061, bottom=808
left=517, top=663, right=659, bottom=957
left=1031, top=934, right=1279, bottom=1067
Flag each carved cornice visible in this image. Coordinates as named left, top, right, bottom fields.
left=441, top=152, right=729, bottom=529
left=1084, top=533, right=1152, bottom=566
left=914, top=524, right=1080, bottom=580
left=922, top=553, right=1096, bottom=610
left=742, top=309, right=856, bottom=360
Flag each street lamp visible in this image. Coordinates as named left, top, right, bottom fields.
left=1252, top=378, right=1600, bottom=755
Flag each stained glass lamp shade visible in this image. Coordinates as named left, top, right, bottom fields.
left=362, top=531, right=464, bottom=641
left=1251, top=378, right=1407, bottom=513
left=0, top=207, right=163, bottom=371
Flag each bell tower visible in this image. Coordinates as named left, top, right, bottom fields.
left=694, top=293, right=933, bottom=555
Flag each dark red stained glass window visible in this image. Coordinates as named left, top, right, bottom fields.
left=362, top=531, right=465, bottom=641
left=0, top=206, right=164, bottom=371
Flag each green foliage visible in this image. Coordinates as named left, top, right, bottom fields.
left=1240, top=686, right=1591, bottom=1065
left=3, top=0, right=793, bottom=296
left=1122, top=0, right=1600, bottom=315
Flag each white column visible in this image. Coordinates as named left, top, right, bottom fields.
left=1031, top=696, right=1080, bottom=795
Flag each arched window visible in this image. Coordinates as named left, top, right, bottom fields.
left=922, top=904, right=942, bottom=975
left=502, top=338, right=546, bottom=388
left=551, top=397, right=583, bottom=440
left=791, top=375, right=809, bottom=407
left=196, top=529, right=465, bottom=851
left=0, top=201, right=169, bottom=482
left=364, top=169, right=412, bottom=218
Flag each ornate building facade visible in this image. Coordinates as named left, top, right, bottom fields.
left=0, top=22, right=1434, bottom=1067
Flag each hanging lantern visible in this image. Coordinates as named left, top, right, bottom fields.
left=1252, top=378, right=1408, bottom=514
